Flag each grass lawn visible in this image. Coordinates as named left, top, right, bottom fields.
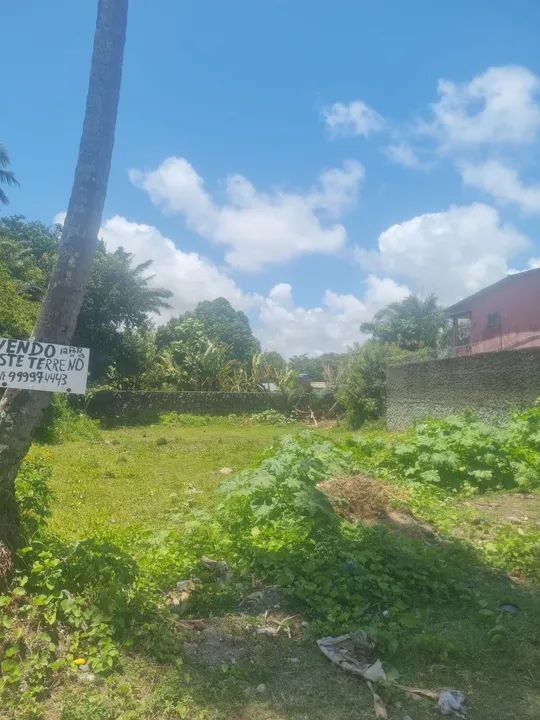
left=13, top=420, right=540, bottom=719
left=47, top=421, right=298, bottom=536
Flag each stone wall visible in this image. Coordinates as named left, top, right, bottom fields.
left=386, top=348, right=540, bottom=430
left=86, top=390, right=289, bottom=426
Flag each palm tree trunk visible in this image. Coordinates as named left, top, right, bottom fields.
left=0, top=0, right=129, bottom=568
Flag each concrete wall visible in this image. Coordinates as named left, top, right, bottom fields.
left=87, top=390, right=288, bottom=426
left=386, top=348, right=540, bottom=430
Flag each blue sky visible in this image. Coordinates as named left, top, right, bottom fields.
left=3, top=0, right=540, bottom=355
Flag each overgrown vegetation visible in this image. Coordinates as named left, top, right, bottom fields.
left=338, top=294, right=451, bottom=428
left=2, top=409, right=539, bottom=718
left=1, top=451, right=162, bottom=718
left=337, top=341, right=414, bottom=426
left=214, top=434, right=473, bottom=641
left=0, top=217, right=297, bottom=395
left=350, top=407, right=540, bottom=493
left=34, top=396, right=101, bottom=445
left=347, top=407, right=540, bottom=580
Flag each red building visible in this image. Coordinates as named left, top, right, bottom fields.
left=446, top=268, right=540, bottom=356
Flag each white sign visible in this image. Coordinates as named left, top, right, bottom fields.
left=0, top=338, right=90, bottom=394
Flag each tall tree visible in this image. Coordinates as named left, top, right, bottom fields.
left=0, top=217, right=60, bottom=301
left=73, top=246, right=171, bottom=380
left=0, top=266, right=37, bottom=338
left=157, top=297, right=261, bottom=364
left=0, top=144, right=18, bottom=205
left=0, top=221, right=170, bottom=382
left=360, top=294, right=446, bottom=351
left=0, top=0, right=129, bottom=566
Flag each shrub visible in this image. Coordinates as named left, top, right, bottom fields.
left=337, top=342, right=422, bottom=428
left=215, top=434, right=469, bottom=640
left=15, top=449, right=53, bottom=540
left=2, top=455, right=166, bottom=717
left=245, top=409, right=292, bottom=425
left=337, top=341, right=389, bottom=427
left=484, top=525, right=540, bottom=581
left=389, top=413, right=520, bottom=492
left=349, top=409, right=540, bottom=494
left=158, top=410, right=293, bottom=427
left=34, top=395, right=101, bottom=444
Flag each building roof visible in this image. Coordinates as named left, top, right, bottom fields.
left=445, top=267, right=540, bottom=316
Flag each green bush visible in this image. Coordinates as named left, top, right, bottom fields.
left=2, top=454, right=166, bottom=718
left=337, top=342, right=423, bottom=428
left=215, top=434, right=470, bottom=640
left=337, top=341, right=389, bottom=427
left=158, top=410, right=293, bottom=427
left=390, top=413, right=522, bottom=492
left=15, top=449, right=53, bottom=540
left=484, top=525, right=540, bottom=580
left=34, top=395, right=101, bottom=445
left=349, top=407, right=540, bottom=493
left=246, top=409, right=292, bottom=425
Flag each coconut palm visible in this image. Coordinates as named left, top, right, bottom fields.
left=0, top=0, right=129, bottom=560
left=0, top=144, right=19, bottom=204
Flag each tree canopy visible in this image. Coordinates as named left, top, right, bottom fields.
left=288, top=353, right=347, bottom=382
left=337, top=294, right=450, bottom=427
left=260, top=351, right=286, bottom=380
left=360, top=294, right=447, bottom=351
left=72, top=245, right=171, bottom=380
left=156, top=297, right=260, bottom=364
left=0, top=217, right=172, bottom=382
left=0, top=218, right=280, bottom=391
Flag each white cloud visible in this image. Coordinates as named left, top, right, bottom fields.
left=323, top=100, right=385, bottom=137
left=307, top=162, right=365, bottom=216
left=461, top=160, right=540, bottom=214
left=89, top=214, right=412, bottom=356
left=357, top=203, right=529, bottom=304
left=384, top=142, right=422, bottom=168
left=130, top=157, right=364, bottom=272
left=257, top=275, right=409, bottom=357
left=428, top=65, right=540, bottom=148
left=53, top=210, right=411, bottom=356
left=99, top=215, right=253, bottom=320
left=53, top=211, right=67, bottom=225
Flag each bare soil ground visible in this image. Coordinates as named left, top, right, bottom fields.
left=468, top=492, right=540, bottom=527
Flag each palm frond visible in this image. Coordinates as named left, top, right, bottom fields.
left=0, top=144, right=9, bottom=166
left=0, top=169, right=19, bottom=187
left=0, top=144, right=18, bottom=202
left=133, top=259, right=153, bottom=275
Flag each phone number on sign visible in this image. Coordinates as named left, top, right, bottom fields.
left=0, top=370, right=68, bottom=388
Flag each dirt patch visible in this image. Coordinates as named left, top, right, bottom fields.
left=320, top=474, right=438, bottom=540
left=181, top=616, right=255, bottom=667
left=467, top=492, right=540, bottom=527
left=180, top=611, right=302, bottom=668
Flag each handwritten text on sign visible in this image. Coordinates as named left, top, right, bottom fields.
left=0, top=338, right=90, bottom=394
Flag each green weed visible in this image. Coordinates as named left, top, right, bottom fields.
left=35, top=396, right=101, bottom=445
left=3, top=417, right=540, bottom=720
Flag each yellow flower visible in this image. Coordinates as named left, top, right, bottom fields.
left=74, top=658, right=86, bottom=666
